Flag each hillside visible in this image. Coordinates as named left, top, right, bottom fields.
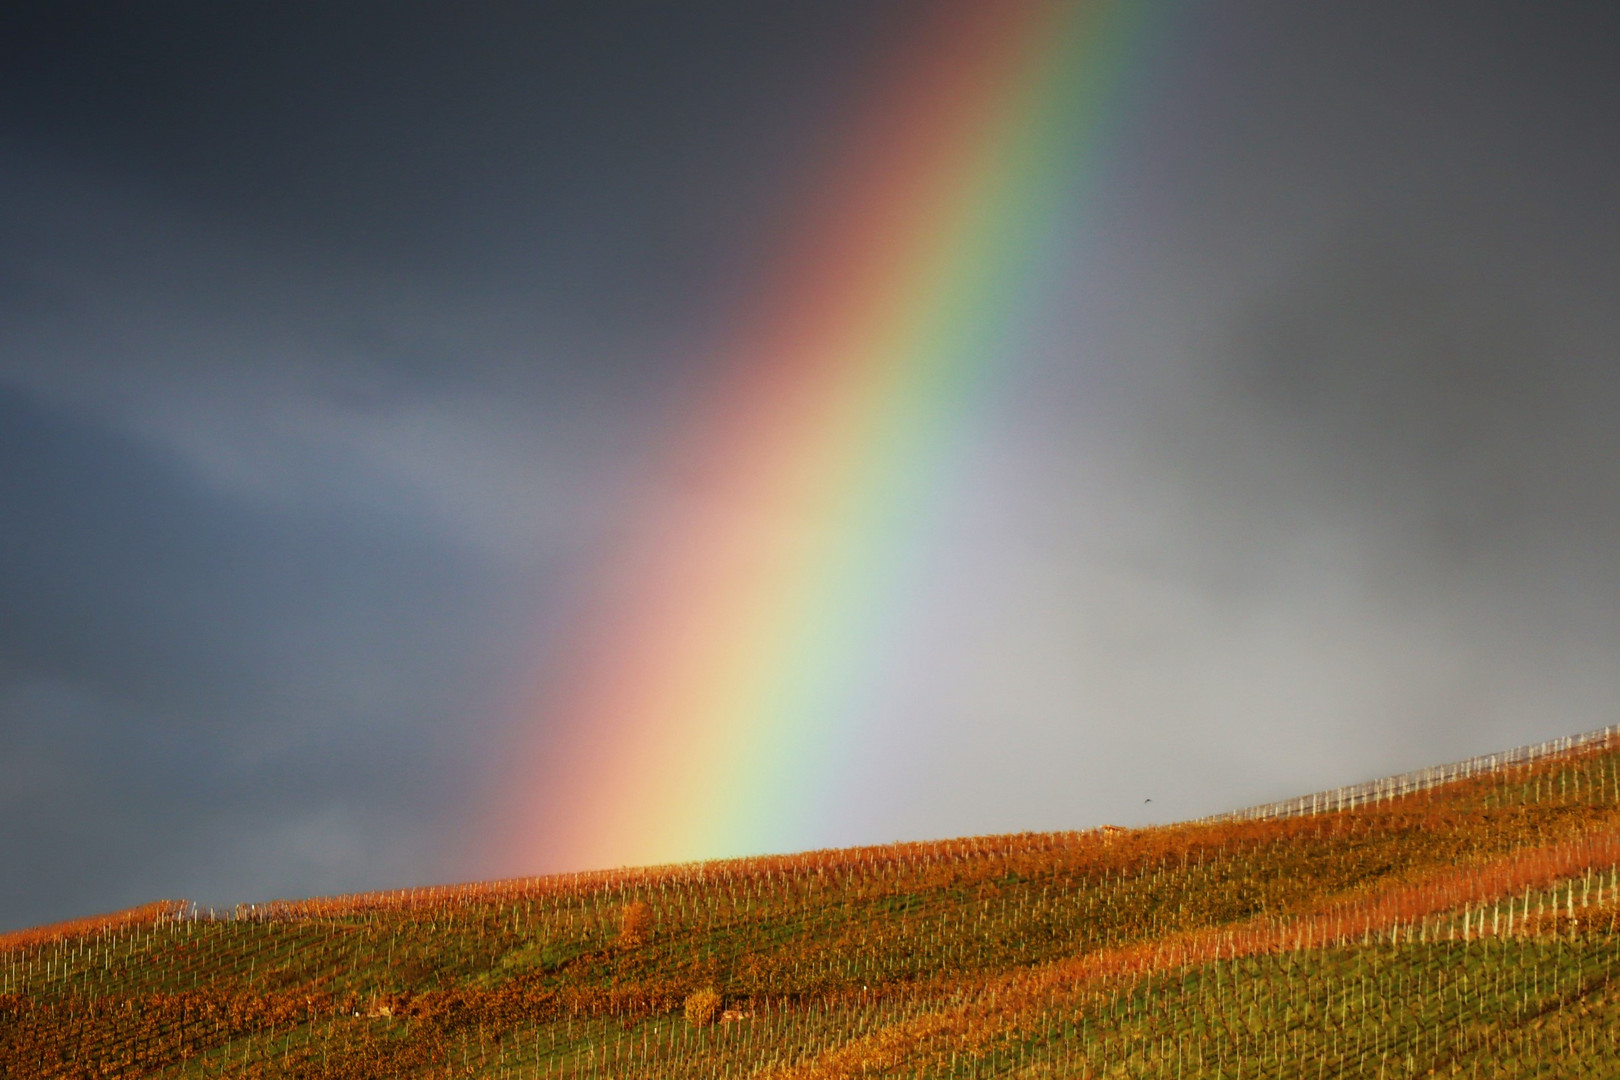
left=3, top=727, right=1619, bottom=1078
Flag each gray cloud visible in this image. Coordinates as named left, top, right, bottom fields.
left=0, top=383, right=524, bottom=927
left=3, top=0, right=1620, bottom=925
left=0, top=0, right=909, bottom=929
left=805, top=3, right=1620, bottom=842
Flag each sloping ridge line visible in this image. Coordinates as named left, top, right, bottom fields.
left=1204, top=723, right=1620, bottom=823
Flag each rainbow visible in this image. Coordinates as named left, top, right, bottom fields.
left=502, top=1, right=1158, bottom=873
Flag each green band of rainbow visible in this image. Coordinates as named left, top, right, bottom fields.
left=504, top=0, right=1159, bottom=872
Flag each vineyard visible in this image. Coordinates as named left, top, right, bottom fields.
left=4, top=727, right=1620, bottom=1077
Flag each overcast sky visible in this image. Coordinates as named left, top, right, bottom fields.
left=3, top=1, right=1619, bottom=931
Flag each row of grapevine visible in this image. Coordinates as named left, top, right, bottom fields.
left=1205, top=723, right=1620, bottom=822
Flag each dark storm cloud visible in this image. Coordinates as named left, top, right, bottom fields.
left=1221, top=212, right=1618, bottom=562
left=0, top=0, right=915, bottom=929
left=850, top=1, right=1620, bottom=839
left=0, top=1, right=898, bottom=323
left=1094, top=1, right=1620, bottom=797
left=1165, top=205, right=1620, bottom=727
left=4, top=0, right=1620, bottom=925
left=0, top=384, right=517, bottom=928
left=1168, top=3, right=1620, bottom=623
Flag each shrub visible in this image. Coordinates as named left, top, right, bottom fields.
left=684, top=987, right=722, bottom=1027
left=619, top=900, right=653, bottom=947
